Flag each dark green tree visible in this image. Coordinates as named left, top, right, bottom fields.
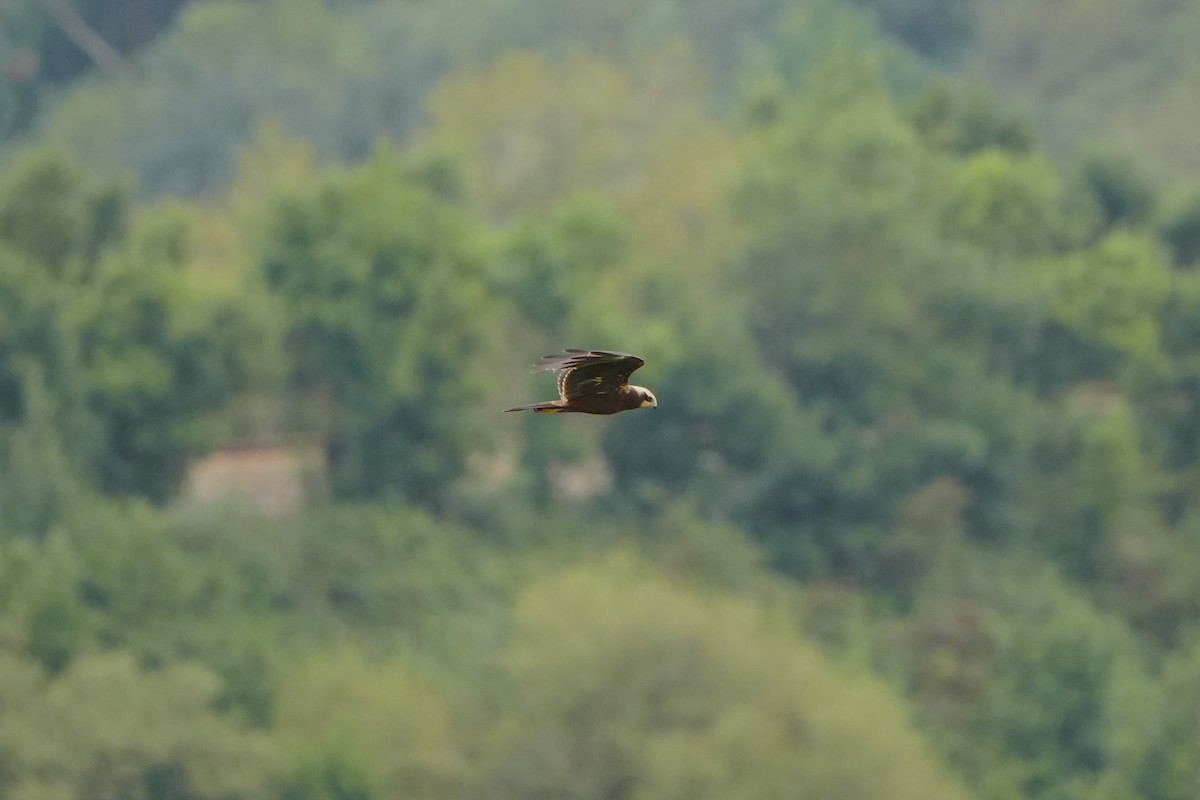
left=260, top=146, right=501, bottom=506
left=75, top=206, right=258, bottom=500
left=852, top=0, right=980, bottom=61
left=1160, top=189, right=1200, bottom=267
left=0, top=150, right=254, bottom=505
left=1079, top=150, right=1157, bottom=231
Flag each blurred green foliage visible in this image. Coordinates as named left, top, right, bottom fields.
left=476, top=554, right=971, bottom=800
left=0, top=651, right=278, bottom=799
left=3, top=3, right=1200, bottom=800
left=965, top=0, right=1200, bottom=187
left=259, top=145, right=500, bottom=506
left=0, top=150, right=255, bottom=509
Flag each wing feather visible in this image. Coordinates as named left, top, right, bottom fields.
left=534, top=349, right=645, bottom=403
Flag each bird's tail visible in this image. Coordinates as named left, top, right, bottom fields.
left=504, top=401, right=565, bottom=413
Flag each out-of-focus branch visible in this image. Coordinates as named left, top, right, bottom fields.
left=41, top=0, right=134, bottom=78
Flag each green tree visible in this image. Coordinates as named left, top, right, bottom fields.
left=0, top=651, right=278, bottom=800
left=0, top=366, right=95, bottom=539
left=1160, top=188, right=1200, bottom=267
left=733, top=58, right=949, bottom=411
left=598, top=309, right=847, bottom=577
left=75, top=204, right=259, bottom=500
left=1078, top=150, right=1157, bottom=231
left=851, top=0, right=980, bottom=61
left=942, top=148, right=1063, bottom=258
left=1048, top=232, right=1171, bottom=373
left=1137, top=636, right=1200, bottom=799
left=967, top=0, right=1200, bottom=187
left=274, top=648, right=464, bottom=800
left=279, top=503, right=500, bottom=652
left=901, top=553, right=1155, bottom=800
left=475, top=554, right=972, bottom=800
left=0, top=150, right=253, bottom=504
left=908, top=84, right=1036, bottom=156
left=426, top=45, right=734, bottom=241
left=758, top=1, right=930, bottom=96
left=259, top=145, right=501, bottom=504
left=0, top=153, right=110, bottom=520
left=37, top=0, right=390, bottom=196
left=724, top=57, right=1037, bottom=569
left=1104, top=516, right=1200, bottom=648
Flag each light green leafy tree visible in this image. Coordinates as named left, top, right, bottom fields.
left=1050, top=232, right=1172, bottom=372
left=274, top=648, right=464, bottom=800
left=0, top=651, right=278, bottom=800
left=475, top=554, right=973, bottom=800
left=943, top=148, right=1064, bottom=258
left=1137, top=636, right=1200, bottom=799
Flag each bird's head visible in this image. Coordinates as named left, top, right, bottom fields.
left=635, top=387, right=658, bottom=409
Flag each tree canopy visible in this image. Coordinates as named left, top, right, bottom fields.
left=3, top=3, right=1200, bottom=799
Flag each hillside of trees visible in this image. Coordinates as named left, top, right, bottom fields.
left=4, top=1, right=1200, bottom=799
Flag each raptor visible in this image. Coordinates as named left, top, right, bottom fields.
left=504, top=349, right=657, bottom=415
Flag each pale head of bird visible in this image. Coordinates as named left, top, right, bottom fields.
left=635, top=387, right=658, bottom=409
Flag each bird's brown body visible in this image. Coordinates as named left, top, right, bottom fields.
left=505, top=349, right=657, bottom=415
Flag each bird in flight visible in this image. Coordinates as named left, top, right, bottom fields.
left=505, top=349, right=658, bottom=414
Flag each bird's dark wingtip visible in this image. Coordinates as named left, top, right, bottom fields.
left=532, top=348, right=644, bottom=372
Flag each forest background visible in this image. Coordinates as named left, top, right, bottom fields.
left=4, top=1, right=1200, bottom=798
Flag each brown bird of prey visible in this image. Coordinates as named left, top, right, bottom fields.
left=505, top=349, right=658, bottom=414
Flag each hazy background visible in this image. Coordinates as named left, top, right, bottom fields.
left=3, top=1, right=1200, bottom=798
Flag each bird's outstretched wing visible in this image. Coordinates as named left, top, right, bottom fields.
left=536, top=349, right=645, bottom=403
